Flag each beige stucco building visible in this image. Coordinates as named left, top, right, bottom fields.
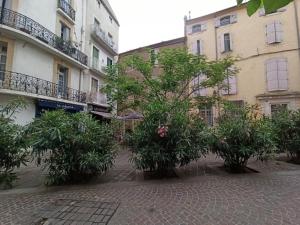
left=185, top=0, right=300, bottom=124
left=0, top=0, right=119, bottom=124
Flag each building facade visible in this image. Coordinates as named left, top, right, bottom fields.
left=185, top=0, right=300, bottom=124
left=0, top=0, right=119, bottom=125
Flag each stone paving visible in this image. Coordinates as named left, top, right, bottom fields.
left=1, top=149, right=300, bottom=225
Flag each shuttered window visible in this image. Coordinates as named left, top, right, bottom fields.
left=215, top=14, right=237, bottom=27
left=219, top=33, right=233, bottom=53
left=192, top=40, right=204, bottom=56
left=266, top=58, right=288, bottom=91
left=192, top=74, right=207, bottom=96
left=222, top=76, right=237, bottom=95
left=266, top=21, right=283, bottom=44
left=188, top=23, right=207, bottom=34
left=199, top=107, right=213, bottom=126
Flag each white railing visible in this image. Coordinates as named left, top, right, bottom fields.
left=91, top=24, right=118, bottom=53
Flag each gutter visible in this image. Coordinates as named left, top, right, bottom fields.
left=293, top=0, right=300, bottom=58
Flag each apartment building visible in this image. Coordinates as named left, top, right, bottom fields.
left=185, top=0, right=300, bottom=124
left=0, top=0, right=119, bottom=124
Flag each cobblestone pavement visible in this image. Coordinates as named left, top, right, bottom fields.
left=1, top=149, right=300, bottom=225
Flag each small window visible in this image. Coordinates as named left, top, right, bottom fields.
left=91, top=78, right=99, bottom=93
left=224, top=33, right=231, bottom=52
left=220, top=16, right=231, bottom=26
left=199, top=107, right=213, bottom=126
left=60, top=22, right=70, bottom=41
left=107, top=57, right=113, bottom=67
left=192, top=24, right=202, bottom=33
left=271, top=104, right=288, bottom=116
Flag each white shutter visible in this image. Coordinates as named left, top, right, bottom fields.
left=275, top=21, right=283, bottom=43
left=228, top=76, right=237, bottom=94
left=219, top=34, right=225, bottom=53
left=230, top=14, right=238, bottom=24
left=215, top=18, right=221, bottom=28
left=202, top=23, right=207, bottom=31
left=229, top=33, right=233, bottom=51
left=259, top=8, right=266, bottom=16
left=277, top=58, right=288, bottom=90
left=266, top=22, right=276, bottom=44
left=192, top=42, right=198, bottom=55
left=200, top=40, right=204, bottom=55
left=187, top=26, right=193, bottom=35
left=266, top=59, right=278, bottom=91
left=199, top=74, right=207, bottom=96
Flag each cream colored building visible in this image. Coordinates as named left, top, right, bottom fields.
left=185, top=0, right=300, bottom=124
left=0, top=0, right=119, bottom=124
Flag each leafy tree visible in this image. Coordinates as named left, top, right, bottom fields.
left=28, top=110, right=116, bottom=185
left=0, top=98, right=28, bottom=189
left=211, top=103, right=277, bottom=172
left=272, top=109, right=300, bottom=162
left=105, top=48, right=237, bottom=174
left=237, top=0, right=294, bottom=16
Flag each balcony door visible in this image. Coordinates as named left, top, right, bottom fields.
left=0, top=42, right=7, bottom=81
left=92, top=47, right=99, bottom=70
left=58, top=66, right=68, bottom=97
left=60, top=22, right=70, bottom=41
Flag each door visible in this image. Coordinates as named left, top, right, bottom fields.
left=58, top=66, right=68, bottom=98
left=0, top=42, right=7, bottom=81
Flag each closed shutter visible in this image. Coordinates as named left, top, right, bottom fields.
left=266, top=23, right=276, bottom=44
left=229, top=33, right=233, bottom=51
left=266, top=58, right=288, bottom=91
left=230, top=14, right=238, bottom=23
left=200, top=40, right=204, bottom=55
left=215, top=18, right=221, bottom=28
left=199, top=74, right=207, bottom=96
left=202, top=23, right=207, bottom=31
left=187, top=26, right=193, bottom=35
left=192, top=42, right=198, bottom=55
left=192, top=74, right=207, bottom=96
left=219, top=34, right=225, bottom=53
left=228, top=76, right=237, bottom=94
left=275, top=21, right=283, bottom=42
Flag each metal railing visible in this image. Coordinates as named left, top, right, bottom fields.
left=58, top=0, right=76, bottom=21
left=0, top=7, right=87, bottom=65
left=0, top=70, right=86, bottom=103
left=92, top=24, right=118, bottom=53
left=87, top=91, right=108, bottom=105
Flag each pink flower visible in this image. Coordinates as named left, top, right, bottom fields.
left=157, top=125, right=168, bottom=138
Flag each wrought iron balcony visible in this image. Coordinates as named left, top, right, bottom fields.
left=0, top=70, right=87, bottom=104
left=91, top=24, right=118, bottom=55
left=58, top=0, right=76, bottom=21
left=0, top=7, right=87, bottom=66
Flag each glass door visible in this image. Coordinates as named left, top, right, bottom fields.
left=0, top=42, right=7, bottom=81
left=58, top=66, right=68, bottom=98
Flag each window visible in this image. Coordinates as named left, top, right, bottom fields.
left=107, top=57, right=113, bottom=67
left=0, top=42, right=7, bottom=81
left=266, top=21, right=283, bottom=44
left=192, top=24, right=202, bottom=33
left=224, top=33, right=231, bottom=52
left=60, top=22, right=70, bottom=41
left=192, top=74, right=207, bottom=97
left=220, top=16, right=231, bottom=26
left=199, top=107, right=213, bottom=126
left=266, top=58, right=288, bottom=91
left=271, top=103, right=288, bottom=116
left=215, top=14, right=237, bottom=27
left=192, top=40, right=203, bottom=56
left=222, top=75, right=237, bottom=95
left=58, top=66, right=68, bottom=97
left=92, top=46, right=99, bottom=70
left=91, top=78, right=99, bottom=93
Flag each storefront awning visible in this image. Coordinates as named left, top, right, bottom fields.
left=90, top=111, right=123, bottom=119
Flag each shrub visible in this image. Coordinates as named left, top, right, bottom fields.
left=0, top=99, right=28, bottom=189
left=272, top=109, right=300, bottom=162
left=211, top=104, right=276, bottom=172
left=28, top=110, right=116, bottom=185
left=129, top=101, right=210, bottom=174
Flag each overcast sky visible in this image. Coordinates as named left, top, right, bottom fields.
left=109, top=0, right=237, bottom=53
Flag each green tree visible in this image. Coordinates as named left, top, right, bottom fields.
left=28, top=110, right=116, bottom=185
left=105, top=48, right=237, bottom=174
left=237, top=0, right=294, bottom=16
left=0, top=98, right=28, bottom=189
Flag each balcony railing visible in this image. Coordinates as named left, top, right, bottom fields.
left=0, top=70, right=86, bottom=104
left=0, top=7, right=87, bottom=66
left=58, top=0, right=76, bottom=21
left=87, top=91, right=108, bottom=105
left=92, top=24, right=118, bottom=54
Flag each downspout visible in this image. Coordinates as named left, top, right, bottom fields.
left=0, top=0, right=6, bottom=24
left=214, top=15, right=221, bottom=119
left=293, top=0, right=300, bottom=58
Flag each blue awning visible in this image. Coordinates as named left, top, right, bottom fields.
left=37, top=99, right=84, bottom=112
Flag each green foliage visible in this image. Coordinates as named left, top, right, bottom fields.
left=105, top=48, right=236, bottom=174
left=211, top=103, right=277, bottom=172
left=0, top=98, right=28, bottom=189
left=28, top=110, right=116, bottom=185
left=272, top=109, right=300, bottom=162
left=237, top=0, right=294, bottom=16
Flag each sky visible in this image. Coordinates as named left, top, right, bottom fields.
left=109, top=0, right=237, bottom=53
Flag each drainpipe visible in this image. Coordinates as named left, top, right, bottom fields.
left=293, top=0, right=300, bottom=58
left=0, top=0, right=6, bottom=24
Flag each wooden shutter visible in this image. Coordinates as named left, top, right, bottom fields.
left=219, top=34, right=225, bottom=53
left=266, top=58, right=288, bottom=91
left=277, top=58, right=288, bottom=90
left=215, top=18, right=221, bottom=28
left=202, top=23, right=207, bottom=31
left=229, top=33, right=233, bottom=51
left=266, top=59, right=278, bottom=91
left=228, top=76, right=237, bottom=94
left=192, top=42, right=198, bottom=55
left=230, top=14, right=238, bottom=23
left=199, top=74, right=207, bottom=96
left=266, top=22, right=276, bottom=44
left=275, top=21, right=283, bottom=43
left=187, top=26, right=193, bottom=35
left=199, top=40, right=204, bottom=55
